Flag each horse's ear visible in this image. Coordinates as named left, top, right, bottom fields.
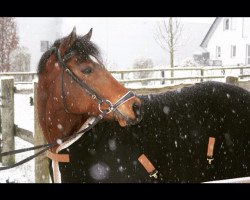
left=83, top=28, right=93, bottom=41
left=59, top=27, right=77, bottom=55
left=67, top=27, right=77, bottom=46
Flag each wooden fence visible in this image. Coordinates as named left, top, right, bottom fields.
left=110, top=66, right=250, bottom=85
left=1, top=66, right=250, bottom=87
left=0, top=78, right=49, bottom=183
left=1, top=75, right=250, bottom=183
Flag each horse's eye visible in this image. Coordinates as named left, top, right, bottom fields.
left=82, top=67, right=93, bottom=75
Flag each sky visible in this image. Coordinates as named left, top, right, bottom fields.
left=16, top=17, right=215, bottom=70
left=180, top=17, right=215, bottom=23
left=60, top=17, right=214, bottom=69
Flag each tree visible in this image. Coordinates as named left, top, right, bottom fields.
left=155, top=17, right=183, bottom=83
left=133, top=57, right=154, bottom=86
left=10, top=46, right=30, bottom=72
left=0, top=17, right=19, bottom=72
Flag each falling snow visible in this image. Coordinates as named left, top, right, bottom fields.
left=108, top=139, right=117, bottom=151
left=163, top=106, right=170, bottom=114
left=57, top=124, right=63, bottom=130
left=118, top=166, right=126, bottom=172
left=57, top=139, right=63, bottom=145
left=89, top=163, right=110, bottom=180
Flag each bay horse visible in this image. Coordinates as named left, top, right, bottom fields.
left=37, top=28, right=142, bottom=182
left=37, top=28, right=250, bottom=183
left=52, top=81, right=250, bottom=183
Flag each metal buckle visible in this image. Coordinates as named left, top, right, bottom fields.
left=207, top=157, right=214, bottom=164
left=149, top=170, right=158, bottom=179
left=98, top=100, right=113, bottom=114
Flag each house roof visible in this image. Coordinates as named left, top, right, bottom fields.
left=200, top=18, right=222, bottom=48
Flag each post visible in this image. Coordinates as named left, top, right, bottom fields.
left=200, top=68, right=204, bottom=82
left=161, top=70, right=165, bottom=85
left=0, top=92, right=2, bottom=163
left=0, top=105, right=2, bottom=162
left=240, top=67, right=243, bottom=79
left=1, top=77, right=15, bottom=166
left=170, top=68, right=174, bottom=84
left=226, top=76, right=239, bottom=86
left=121, top=72, right=124, bottom=81
left=34, top=81, right=50, bottom=183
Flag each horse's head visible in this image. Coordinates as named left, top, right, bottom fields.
left=38, top=27, right=142, bottom=132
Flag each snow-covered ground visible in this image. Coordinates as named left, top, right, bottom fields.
left=0, top=137, right=34, bottom=183
left=0, top=93, right=35, bottom=183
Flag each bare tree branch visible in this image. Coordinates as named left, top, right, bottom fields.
left=0, top=17, right=19, bottom=72
left=154, top=17, right=183, bottom=68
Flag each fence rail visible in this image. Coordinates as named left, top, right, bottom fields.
left=110, top=66, right=250, bottom=85
left=1, top=66, right=250, bottom=86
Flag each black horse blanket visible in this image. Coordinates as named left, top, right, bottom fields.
left=50, top=81, right=250, bottom=183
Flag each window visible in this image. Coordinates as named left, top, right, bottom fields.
left=41, top=41, right=50, bottom=52
left=216, top=46, right=221, bottom=58
left=224, top=18, right=230, bottom=30
left=231, top=45, right=236, bottom=58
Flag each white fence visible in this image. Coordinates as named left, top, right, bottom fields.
left=110, top=66, right=250, bottom=87
left=1, top=66, right=250, bottom=88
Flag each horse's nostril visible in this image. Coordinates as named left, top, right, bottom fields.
left=132, top=102, right=141, bottom=118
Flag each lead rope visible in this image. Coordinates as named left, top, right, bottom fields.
left=0, top=90, right=135, bottom=171
left=0, top=111, right=107, bottom=171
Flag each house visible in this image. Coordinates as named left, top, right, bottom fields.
left=200, top=17, right=250, bottom=66
left=16, top=17, right=63, bottom=71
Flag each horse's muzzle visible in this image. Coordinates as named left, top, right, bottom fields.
left=130, top=101, right=143, bottom=125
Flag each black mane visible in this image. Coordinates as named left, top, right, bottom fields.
left=37, top=35, right=101, bottom=74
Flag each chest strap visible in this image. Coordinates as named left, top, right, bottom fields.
left=46, top=151, right=70, bottom=163
left=138, top=154, right=158, bottom=179
left=47, top=117, right=96, bottom=183
left=207, top=137, right=215, bottom=164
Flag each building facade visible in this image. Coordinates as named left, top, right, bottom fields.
left=200, top=17, right=250, bottom=66
left=16, top=17, right=63, bottom=71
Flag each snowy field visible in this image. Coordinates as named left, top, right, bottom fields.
left=0, top=93, right=35, bottom=183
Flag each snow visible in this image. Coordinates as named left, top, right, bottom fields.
left=163, top=106, right=170, bottom=114
left=0, top=137, right=34, bottom=183
left=89, top=162, right=110, bottom=181
left=204, top=176, right=250, bottom=183
left=0, top=93, right=34, bottom=183
left=108, top=139, right=117, bottom=151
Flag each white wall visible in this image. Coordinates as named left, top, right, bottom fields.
left=206, top=17, right=250, bottom=65
left=16, top=17, right=61, bottom=71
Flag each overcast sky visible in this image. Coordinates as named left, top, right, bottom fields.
left=16, top=17, right=215, bottom=70
left=59, top=17, right=214, bottom=69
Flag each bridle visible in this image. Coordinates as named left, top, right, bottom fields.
left=0, top=47, right=137, bottom=171
left=57, top=47, right=136, bottom=123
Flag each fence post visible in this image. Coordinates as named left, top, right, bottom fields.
left=200, top=68, right=204, bottom=82
left=226, top=76, right=239, bottom=86
left=0, top=106, right=1, bottom=163
left=1, top=77, right=15, bottom=166
left=240, top=67, right=243, bottom=79
left=170, top=68, right=174, bottom=84
left=121, top=72, right=124, bottom=81
left=34, top=81, right=50, bottom=183
left=161, top=70, right=165, bottom=85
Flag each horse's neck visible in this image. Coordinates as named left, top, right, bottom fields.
left=45, top=107, right=89, bottom=143
left=38, top=91, right=88, bottom=143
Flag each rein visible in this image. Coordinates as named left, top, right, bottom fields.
left=0, top=47, right=136, bottom=171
